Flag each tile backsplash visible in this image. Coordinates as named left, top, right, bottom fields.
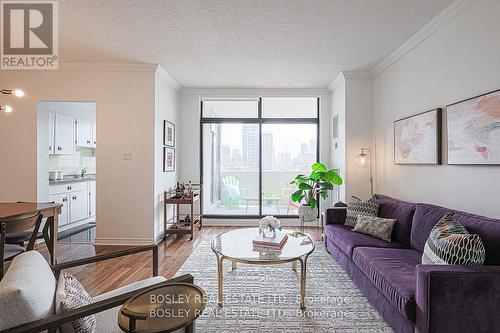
left=49, top=148, right=96, bottom=175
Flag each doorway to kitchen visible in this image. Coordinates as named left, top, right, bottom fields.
left=37, top=101, right=97, bottom=243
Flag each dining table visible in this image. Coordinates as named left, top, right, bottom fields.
left=0, top=202, right=62, bottom=265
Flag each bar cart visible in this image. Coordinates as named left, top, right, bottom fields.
left=163, top=183, right=203, bottom=241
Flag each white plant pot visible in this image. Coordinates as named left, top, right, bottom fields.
left=298, top=205, right=318, bottom=222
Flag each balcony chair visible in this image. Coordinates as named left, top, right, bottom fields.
left=222, top=175, right=247, bottom=210
left=0, top=244, right=194, bottom=333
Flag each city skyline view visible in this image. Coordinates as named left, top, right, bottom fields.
left=219, top=124, right=317, bottom=171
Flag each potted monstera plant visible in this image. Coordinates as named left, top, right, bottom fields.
left=290, top=162, right=343, bottom=222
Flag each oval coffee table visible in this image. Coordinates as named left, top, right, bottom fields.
left=211, top=228, right=315, bottom=309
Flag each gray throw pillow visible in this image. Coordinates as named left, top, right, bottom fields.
left=353, top=214, right=397, bottom=242
left=345, top=195, right=379, bottom=227
left=422, top=216, right=485, bottom=265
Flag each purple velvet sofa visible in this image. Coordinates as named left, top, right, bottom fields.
left=324, top=194, right=500, bottom=333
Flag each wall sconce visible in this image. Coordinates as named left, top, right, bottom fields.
left=354, top=148, right=373, bottom=196
left=0, top=105, right=13, bottom=113
left=1, top=88, right=25, bottom=113
left=1, top=89, right=24, bottom=97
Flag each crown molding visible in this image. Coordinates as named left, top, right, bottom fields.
left=156, top=65, right=181, bottom=91
left=371, top=0, right=476, bottom=78
left=328, top=72, right=345, bottom=91
left=180, top=87, right=331, bottom=96
left=328, top=71, right=374, bottom=91
left=58, top=63, right=181, bottom=90
left=342, top=71, right=373, bottom=79
left=58, top=62, right=158, bottom=72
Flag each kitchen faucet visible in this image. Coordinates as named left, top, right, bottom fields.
left=81, top=167, right=87, bottom=178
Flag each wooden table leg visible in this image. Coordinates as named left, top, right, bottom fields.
left=184, top=322, right=194, bottom=333
left=190, top=201, right=194, bottom=241
left=49, top=215, right=58, bottom=265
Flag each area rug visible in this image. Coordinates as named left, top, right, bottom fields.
left=175, top=239, right=393, bottom=332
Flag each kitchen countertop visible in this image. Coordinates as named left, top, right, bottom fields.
left=49, top=175, right=96, bottom=185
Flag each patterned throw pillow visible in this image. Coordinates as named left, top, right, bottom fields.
left=345, top=196, right=379, bottom=227
left=353, top=214, right=397, bottom=242
left=57, top=272, right=96, bottom=333
left=422, top=216, right=485, bottom=265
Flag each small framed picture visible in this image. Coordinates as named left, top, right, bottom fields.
left=163, top=121, right=175, bottom=147
left=163, top=147, right=175, bottom=172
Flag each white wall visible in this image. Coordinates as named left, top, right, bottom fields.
left=330, top=75, right=346, bottom=201
left=330, top=73, right=374, bottom=201
left=178, top=88, right=333, bottom=221
left=373, top=0, right=500, bottom=218
left=0, top=64, right=177, bottom=244
left=154, top=70, right=179, bottom=239
left=345, top=78, right=374, bottom=200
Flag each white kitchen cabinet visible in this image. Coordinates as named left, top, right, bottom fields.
left=70, top=189, right=89, bottom=223
left=48, top=193, right=70, bottom=226
left=91, top=122, right=96, bottom=148
left=89, top=180, right=96, bottom=217
left=48, top=112, right=55, bottom=155
left=54, top=113, right=75, bottom=155
left=76, top=118, right=93, bottom=148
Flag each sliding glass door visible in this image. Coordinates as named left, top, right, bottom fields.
left=201, top=97, right=319, bottom=218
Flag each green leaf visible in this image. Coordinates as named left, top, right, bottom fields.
left=319, top=182, right=333, bottom=190
left=291, top=190, right=304, bottom=202
left=298, top=183, right=313, bottom=190
left=320, top=191, right=328, bottom=199
left=323, top=170, right=343, bottom=185
left=310, top=171, right=322, bottom=180
left=308, top=196, right=317, bottom=209
left=290, top=174, right=307, bottom=184
left=311, top=162, right=327, bottom=172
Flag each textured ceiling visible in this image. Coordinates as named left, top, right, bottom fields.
left=59, top=0, right=454, bottom=88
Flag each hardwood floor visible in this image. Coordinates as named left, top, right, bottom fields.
left=34, top=226, right=323, bottom=296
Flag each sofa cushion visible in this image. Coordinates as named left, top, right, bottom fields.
left=93, top=276, right=166, bottom=302
left=94, top=276, right=167, bottom=333
left=411, top=203, right=500, bottom=265
left=57, top=272, right=96, bottom=333
left=353, top=247, right=421, bottom=322
left=324, top=224, right=404, bottom=258
left=376, top=194, right=416, bottom=247
left=422, top=216, right=485, bottom=265
left=0, top=251, right=57, bottom=331
left=345, top=196, right=380, bottom=227
left=353, top=214, right=397, bottom=242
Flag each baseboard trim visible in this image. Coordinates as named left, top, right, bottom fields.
left=94, top=237, right=156, bottom=246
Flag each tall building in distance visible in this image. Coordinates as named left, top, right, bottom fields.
left=242, top=124, right=259, bottom=170
left=262, top=131, right=275, bottom=170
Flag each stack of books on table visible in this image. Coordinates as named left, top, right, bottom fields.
left=253, top=231, right=288, bottom=250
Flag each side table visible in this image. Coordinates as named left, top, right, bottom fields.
left=118, top=282, right=206, bottom=333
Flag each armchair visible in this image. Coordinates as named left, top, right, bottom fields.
left=0, top=244, right=194, bottom=333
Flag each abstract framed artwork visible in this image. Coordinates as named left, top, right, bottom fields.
left=163, top=147, right=175, bottom=172
left=394, top=108, right=442, bottom=165
left=163, top=121, right=175, bottom=147
left=447, top=89, right=500, bottom=165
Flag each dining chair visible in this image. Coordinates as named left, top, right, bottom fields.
left=5, top=201, right=54, bottom=262
left=0, top=211, right=43, bottom=279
